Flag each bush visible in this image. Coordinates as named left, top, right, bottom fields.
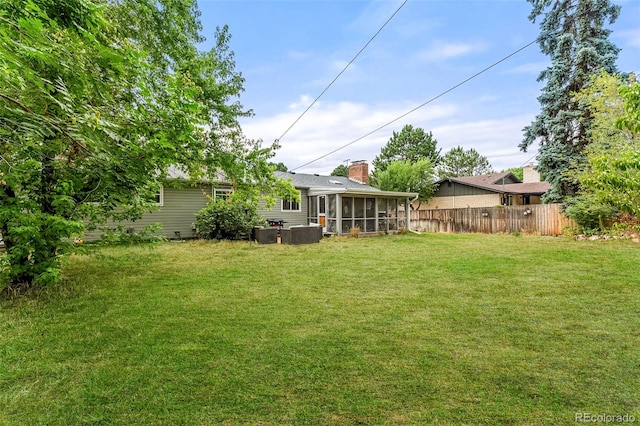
left=195, top=199, right=267, bottom=240
left=563, top=195, right=618, bottom=233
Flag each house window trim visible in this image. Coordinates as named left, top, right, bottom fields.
left=213, top=187, right=233, bottom=201
left=154, top=185, right=164, bottom=207
left=281, top=190, right=302, bottom=212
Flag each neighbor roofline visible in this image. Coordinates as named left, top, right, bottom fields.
left=307, top=187, right=418, bottom=198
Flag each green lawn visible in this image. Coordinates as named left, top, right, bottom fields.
left=1, top=234, right=639, bottom=425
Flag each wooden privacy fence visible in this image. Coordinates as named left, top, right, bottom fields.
left=410, top=204, right=574, bottom=236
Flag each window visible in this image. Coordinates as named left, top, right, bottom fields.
left=327, top=194, right=336, bottom=218
left=307, top=196, right=318, bottom=225
left=152, top=186, right=164, bottom=206
left=340, top=197, right=380, bottom=233
left=342, top=197, right=353, bottom=218
left=341, top=197, right=353, bottom=233
left=365, top=198, right=375, bottom=232
left=214, top=188, right=233, bottom=201
left=282, top=191, right=301, bottom=212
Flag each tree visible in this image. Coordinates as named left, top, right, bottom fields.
left=617, top=75, right=640, bottom=133
left=372, top=125, right=440, bottom=174
left=502, top=167, right=524, bottom=181
left=374, top=159, right=436, bottom=209
left=520, top=0, right=621, bottom=202
left=270, top=162, right=288, bottom=172
left=566, top=72, right=640, bottom=228
left=437, top=146, right=493, bottom=178
left=330, top=164, right=349, bottom=177
left=0, top=0, right=293, bottom=290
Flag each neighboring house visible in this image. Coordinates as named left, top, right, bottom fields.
left=85, top=161, right=417, bottom=239
left=419, top=165, right=551, bottom=210
left=272, top=161, right=418, bottom=235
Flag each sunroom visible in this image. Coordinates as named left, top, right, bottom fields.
left=305, top=189, right=418, bottom=235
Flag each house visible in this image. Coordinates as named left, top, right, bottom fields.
left=82, top=178, right=232, bottom=241
left=271, top=161, right=418, bottom=235
left=85, top=161, right=417, bottom=239
left=419, top=165, right=551, bottom=210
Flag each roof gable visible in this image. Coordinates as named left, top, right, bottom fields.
left=438, top=172, right=550, bottom=195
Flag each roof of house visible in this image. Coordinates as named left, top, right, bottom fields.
left=275, top=171, right=380, bottom=190
left=439, top=172, right=551, bottom=195
left=275, top=171, right=418, bottom=198
left=166, top=166, right=227, bottom=183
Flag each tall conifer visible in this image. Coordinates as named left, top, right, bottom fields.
left=520, top=0, right=621, bottom=202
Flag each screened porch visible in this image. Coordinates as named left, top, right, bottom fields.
left=306, top=190, right=415, bottom=235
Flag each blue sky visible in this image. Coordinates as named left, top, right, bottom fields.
left=197, top=0, right=640, bottom=175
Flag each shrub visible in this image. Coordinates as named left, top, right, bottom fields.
left=563, top=195, right=618, bottom=233
left=195, top=199, right=267, bottom=240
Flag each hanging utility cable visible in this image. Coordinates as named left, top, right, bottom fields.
left=290, top=38, right=538, bottom=172
left=275, top=0, right=408, bottom=143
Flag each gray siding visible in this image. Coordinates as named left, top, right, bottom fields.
left=436, top=182, right=496, bottom=197
left=258, top=188, right=309, bottom=227
left=84, top=185, right=310, bottom=240
left=84, top=185, right=213, bottom=240
left=143, top=186, right=212, bottom=238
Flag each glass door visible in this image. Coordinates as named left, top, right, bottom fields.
left=318, top=195, right=326, bottom=231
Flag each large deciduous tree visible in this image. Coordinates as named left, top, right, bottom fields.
left=502, top=167, right=524, bottom=181
left=330, top=164, right=349, bottom=177
left=437, top=146, right=493, bottom=178
left=0, top=0, right=291, bottom=290
left=270, top=162, right=288, bottom=172
left=617, top=76, right=640, bottom=133
left=520, top=0, right=621, bottom=202
left=565, top=72, right=640, bottom=228
left=375, top=159, right=436, bottom=209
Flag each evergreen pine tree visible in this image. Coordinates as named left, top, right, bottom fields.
left=372, top=125, right=440, bottom=174
left=520, top=0, right=621, bottom=202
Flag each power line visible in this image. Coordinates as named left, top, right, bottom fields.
left=275, top=0, right=408, bottom=143
left=291, top=38, right=538, bottom=172
left=519, top=153, right=538, bottom=167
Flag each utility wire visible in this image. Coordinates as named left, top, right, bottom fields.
left=518, top=153, right=538, bottom=167
left=275, top=0, right=408, bottom=143
left=291, top=38, right=538, bottom=172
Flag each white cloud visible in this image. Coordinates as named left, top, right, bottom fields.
left=240, top=98, right=535, bottom=175
left=414, top=40, right=488, bottom=62
left=332, top=59, right=353, bottom=73
left=288, top=50, right=313, bottom=59
left=502, top=61, right=548, bottom=75
left=287, top=95, right=317, bottom=111
left=394, top=18, right=441, bottom=38
left=431, top=115, right=538, bottom=171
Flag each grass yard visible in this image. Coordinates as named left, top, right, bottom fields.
left=1, top=233, right=639, bottom=425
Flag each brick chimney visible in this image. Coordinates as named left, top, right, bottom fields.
left=348, top=161, right=369, bottom=184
